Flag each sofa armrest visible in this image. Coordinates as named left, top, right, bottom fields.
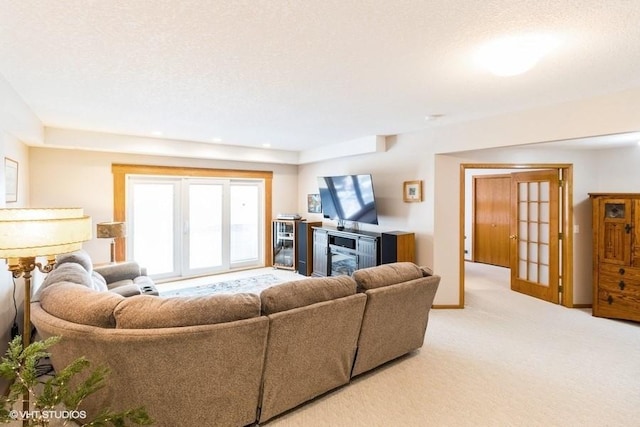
left=109, top=283, right=142, bottom=297
left=94, top=262, right=143, bottom=284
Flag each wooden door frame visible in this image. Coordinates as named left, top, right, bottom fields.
left=460, top=163, right=574, bottom=308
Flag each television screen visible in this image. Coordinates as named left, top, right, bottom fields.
left=317, top=174, right=379, bottom=225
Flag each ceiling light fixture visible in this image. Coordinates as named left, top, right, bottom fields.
left=151, top=131, right=163, bottom=137
left=212, top=137, right=222, bottom=143
left=475, top=34, right=559, bottom=77
left=262, top=143, right=271, bottom=148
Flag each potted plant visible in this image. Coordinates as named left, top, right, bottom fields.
left=0, top=336, right=152, bottom=426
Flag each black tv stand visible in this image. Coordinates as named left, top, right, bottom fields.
left=310, top=226, right=416, bottom=277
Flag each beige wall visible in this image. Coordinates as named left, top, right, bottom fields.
left=29, top=147, right=299, bottom=265
left=297, top=133, right=437, bottom=265
left=0, top=133, right=30, bottom=374
left=0, top=73, right=42, bottom=390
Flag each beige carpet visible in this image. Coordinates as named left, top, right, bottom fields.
left=266, top=262, right=640, bottom=426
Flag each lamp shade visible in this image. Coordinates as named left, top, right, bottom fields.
left=0, top=208, right=92, bottom=258
left=96, top=222, right=126, bottom=239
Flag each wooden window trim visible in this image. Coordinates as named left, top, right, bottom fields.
left=111, top=163, right=273, bottom=265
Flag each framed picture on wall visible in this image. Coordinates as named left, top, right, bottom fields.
left=403, top=180, right=423, bottom=203
left=4, top=157, right=18, bottom=203
left=307, top=193, right=322, bottom=213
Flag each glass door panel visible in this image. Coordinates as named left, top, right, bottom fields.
left=187, top=182, right=223, bottom=272
left=230, top=183, right=261, bottom=266
left=130, top=180, right=179, bottom=278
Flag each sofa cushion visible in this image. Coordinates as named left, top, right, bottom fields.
left=113, top=293, right=261, bottom=329
left=55, top=249, right=94, bottom=273
left=107, top=279, right=135, bottom=289
left=352, top=262, right=424, bottom=291
left=109, top=283, right=142, bottom=297
left=260, top=276, right=356, bottom=315
left=39, top=282, right=124, bottom=328
left=33, top=262, right=94, bottom=302
left=94, top=262, right=142, bottom=284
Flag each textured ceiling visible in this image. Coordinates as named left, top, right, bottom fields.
left=1, top=1, right=640, bottom=152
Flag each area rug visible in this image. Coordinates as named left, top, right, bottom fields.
left=160, top=273, right=283, bottom=297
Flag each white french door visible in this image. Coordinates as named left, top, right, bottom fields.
left=127, top=176, right=263, bottom=280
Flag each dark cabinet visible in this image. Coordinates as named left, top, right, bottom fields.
left=297, top=221, right=322, bottom=276
left=311, top=227, right=415, bottom=277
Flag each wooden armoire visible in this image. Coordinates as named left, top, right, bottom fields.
left=589, top=193, right=640, bottom=322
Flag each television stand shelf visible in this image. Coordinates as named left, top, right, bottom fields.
left=311, top=226, right=414, bottom=277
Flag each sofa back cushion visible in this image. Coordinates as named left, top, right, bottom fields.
left=260, top=276, right=356, bottom=315
left=114, top=293, right=261, bottom=329
left=352, top=262, right=424, bottom=291
left=39, top=282, right=125, bottom=328
left=55, top=250, right=94, bottom=273
left=33, top=262, right=95, bottom=302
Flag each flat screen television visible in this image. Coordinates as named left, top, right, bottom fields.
left=317, top=174, right=379, bottom=225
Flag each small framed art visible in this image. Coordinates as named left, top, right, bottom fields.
left=403, top=180, right=422, bottom=203
left=4, top=157, right=18, bottom=203
left=307, top=193, right=322, bottom=213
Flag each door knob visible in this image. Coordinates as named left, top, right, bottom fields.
left=509, top=235, right=518, bottom=240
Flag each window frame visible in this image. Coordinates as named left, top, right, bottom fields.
left=112, top=164, right=273, bottom=267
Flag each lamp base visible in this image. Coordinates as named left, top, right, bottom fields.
left=110, top=240, right=117, bottom=263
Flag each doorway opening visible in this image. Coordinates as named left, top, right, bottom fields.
left=460, top=163, right=574, bottom=307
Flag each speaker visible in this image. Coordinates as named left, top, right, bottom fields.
left=381, top=231, right=415, bottom=264
left=297, top=221, right=322, bottom=276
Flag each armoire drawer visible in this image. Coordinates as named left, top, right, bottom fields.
left=598, top=271, right=640, bottom=294
left=599, top=263, right=640, bottom=281
left=595, top=286, right=640, bottom=321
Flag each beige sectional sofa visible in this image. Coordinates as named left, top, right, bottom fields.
left=31, top=259, right=440, bottom=427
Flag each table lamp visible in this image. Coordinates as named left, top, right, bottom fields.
left=96, top=221, right=126, bottom=263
